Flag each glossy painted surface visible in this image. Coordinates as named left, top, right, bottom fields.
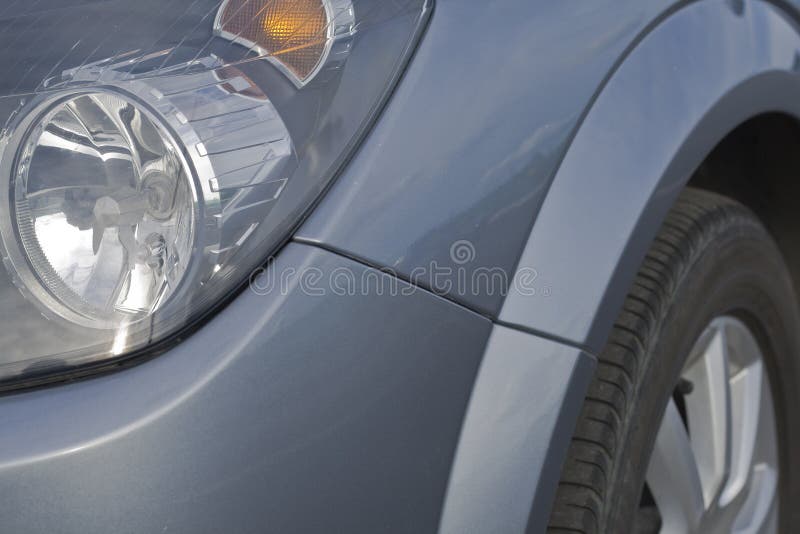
left=500, top=0, right=800, bottom=352
left=438, top=326, right=594, bottom=534
left=0, top=243, right=492, bottom=533
left=296, top=0, right=680, bottom=316
left=3, top=0, right=800, bottom=532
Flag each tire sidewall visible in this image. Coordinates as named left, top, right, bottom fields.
left=605, top=216, right=800, bottom=532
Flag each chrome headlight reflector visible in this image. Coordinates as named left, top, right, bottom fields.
left=7, top=92, right=196, bottom=328
left=0, top=0, right=431, bottom=388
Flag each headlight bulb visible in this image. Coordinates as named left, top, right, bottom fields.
left=9, top=92, right=196, bottom=328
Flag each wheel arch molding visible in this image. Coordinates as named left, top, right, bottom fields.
left=500, top=0, right=800, bottom=353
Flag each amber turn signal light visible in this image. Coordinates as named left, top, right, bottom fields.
left=216, top=0, right=333, bottom=84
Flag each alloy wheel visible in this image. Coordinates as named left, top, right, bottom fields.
left=644, top=316, right=779, bottom=534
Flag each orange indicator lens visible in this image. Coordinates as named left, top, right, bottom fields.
left=218, top=0, right=330, bottom=81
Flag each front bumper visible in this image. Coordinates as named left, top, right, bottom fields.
left=0, top=243, right=490, bottom=533
left=0, top=242, right=593, bottom=533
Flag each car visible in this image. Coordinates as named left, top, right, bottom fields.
left=1, top=0, right=799, bottom=532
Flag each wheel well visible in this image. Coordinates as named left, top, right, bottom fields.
left=689, top=113, right=800, bottom=302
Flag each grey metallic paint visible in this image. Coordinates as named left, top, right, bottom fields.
left=295, top=0, right=800, bottom=531
left=296, top=0, right=800, bottom=352
left=296, top=0, right=692, bottom=317
left=6, top=0, right=800, bottom=532
left=501, top=0, right=800, bottom=352
left=0, top=244, right=492, bottom=533
left=438, top=326, right=594, bottom=534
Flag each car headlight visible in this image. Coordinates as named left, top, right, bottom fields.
left=8, top=91, right=196, bottom=329
left=0, top=0, right=431, bottom=389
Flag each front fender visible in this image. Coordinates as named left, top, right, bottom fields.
left=295, top=0, right=681, bottom=317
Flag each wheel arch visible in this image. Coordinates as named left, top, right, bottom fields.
left=689, top=112, right=800, bottom=307
left=499, top=0, right=800, bottom=354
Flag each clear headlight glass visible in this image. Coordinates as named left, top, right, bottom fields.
left=11, top=92, right=195, bottom=327
left=0, top=0, right=431, bottom=388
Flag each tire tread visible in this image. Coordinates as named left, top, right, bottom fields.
left=546, top=188, right=757, bottom=534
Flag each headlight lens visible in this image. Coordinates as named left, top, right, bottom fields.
left=0, top=0, right=431, bottom=388
left=11, top=92, right=195, bottom=327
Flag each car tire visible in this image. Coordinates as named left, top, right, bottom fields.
left=547, top=188, right=800, bottom=533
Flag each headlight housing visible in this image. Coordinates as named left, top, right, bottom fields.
left=0, top=0, right=431, bottom=389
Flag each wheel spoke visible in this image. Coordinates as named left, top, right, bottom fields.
left=683, top=322, right=732, bottom=506
left=646, top=399, right=705, bottom=533
left=730, top=464, right=778, bottom=534
left=644, top=316, right=779, bottom=534
left=720, top=358, right=763, bottom=506
left=725, top=318, right=779, bottom=534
